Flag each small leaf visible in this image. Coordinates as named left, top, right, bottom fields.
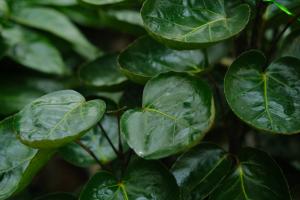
left=0, top=117, right=54, bottom=200
left=79, top=159, right=180, bottom=200
left=79, top=54, right=127, bottom=89
left=225, top=50, right=300, bottom=134
left=10, top=6, right=100, bottom=59
left=34, top=193, right=76, bottom=200
left=210, top=147, right=292, bottom=200
left=118, top=36, right=209, bottom=84
left=171, top=143, right=233, bottom=200
left=141, top=0, right=251, bottom=49
left=1, top=25, right=69, bottom=75
left=14, top=90, right=106, bottom=149
left=121, top=73, right=215, bottom=159
left=60, top=115, right=127, bottom=167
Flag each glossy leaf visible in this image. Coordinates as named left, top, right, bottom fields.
left=60, top=115, right=126, bottom=167
left=79, top=159, right=179, bottom=200
left=0, top=117, right=53, bottom=200
left=210, top=147, right=292, bottom=200
left=225, top=50, right=300, bottom=134
left=121, top=73, right=215, bottom=159
left=14, top=90, right=106, bottom=149
left=1, top=25, right=68, bottom=75
left=141, top=0, right=251, bottom=49
left=34, top=193, right=76, bottom=200
left=10, top=6, right=99, bottom=59
left=118, top=36, right=209, bottom=84
left=0, top=76, right=65, bottom=116
left=79, top=54, right=127, bottom=89
left=171, top=143, right=232, bottom=200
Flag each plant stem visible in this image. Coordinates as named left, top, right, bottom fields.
left=76, top=140, right=106, bottom=169
left=267, top=12, right=300, bottom=60
left=250, top=2, right=267, bottom=49
left=117, top=111, right=124, bottom=155
left=98, top=123, right=120, bottom=157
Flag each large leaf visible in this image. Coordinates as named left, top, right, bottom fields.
left=171, top=143, right=232, bottom=200
left=60, top=114, right=126, bottom=167
left=224, top=50, right=300, bottom=134
left=1, top=25, right=68, bottom=75
left=0, top=117, right=53, bottom=200
left=210, top=147, right=292, bottom=200
left=121, top=73, right=215, bottom=159
left=79, top=54, right=127, bottom=89
left=10, top=6, right=99, bottom=59
left=0, top=75, right=65, bottom=116
left=79, top=159, right=179, bottom=200
left=14, top=90, right=106, bottom=149
left=141, top=0, right=250, bottom=49
left=118, top=36, right=209, bottom=84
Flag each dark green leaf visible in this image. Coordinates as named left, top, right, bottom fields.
left=171, top=143, right=233, bottom=200
left=141, top=0, right=251, bottom=49
left=121, top=73, right=215, bottom=159
left=34, top=193, right=76, bottom=200
left=225, top=50, right=300, bottom=134
left=79, top=159, right=180, bottom=200
left=79, top=54, right=127, bottom=89
left=210, top=147, right=292, bottom=200
left=0, top=117, right=54, bottom=200
left=81, top=0, right=126, bottom=5
left=10, top=6, right=100, bottom=59
left=280, top=30, right=300, bottom=60
left=27, top=0, right=78, bottom=6
left=60, top=114, right=127, bottom=167
left=118, top=36, right=209, bottom=84
left=14, top=90, right=106, bottom=148
left=1, top=25, right=69, bottom=75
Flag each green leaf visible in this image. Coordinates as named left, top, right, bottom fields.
left=118, top=36, right=209, bottom=84
left=171, top=143, right=233, bottom=200
left=0, top=76, right=65, bottom=116
left=280, top=30, right=300, bottom=60
left=121, top=73, right=215, bottom=159
left=81, top=0, right=126, bottom=5
left=141, top=0, right=251, bottom=49
left=210, top=147, right=292, bottom=200
left=0, top=117, right=54, bottom=200
left=1, top=25, right=69, bottom=75
left=14, top=90, right=106, bottom=149
left=10, top=6, right=100, bottom=60
left=79, top=54, right=127, bottom=89
left=60, top=114, right=127, bottom=167
left=26, top=0, right=78, bottom=6
left=34, top=193, right=76, bottom=200
left=79, top=158, right=180, bottom=200
left=224, top=50, right=300, bottom=134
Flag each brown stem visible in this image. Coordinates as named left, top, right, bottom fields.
left=98, top=123, right=120, bottom=157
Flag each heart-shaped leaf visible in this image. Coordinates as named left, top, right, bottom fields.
left=14, top=90, right=106, bottom=149
left=60, top=114, right=127, bottom=167
left=79, top=54, right=127, bottom=89
left=121, top=73, right=215, bottom=159
left=141, top=0, right=251, bottom=49
left=10, top=6, right=100, bottom=59
left=225, top=50, right=300, bottom=134
left=118, top=36, right=209, bottom=84
left=210, top=147, right=292, bottom=200
left=79, top=159, right=180, bottom=200
left=0, top=117, right=54, bottom=200
left=171, top=143, right=233, bottom=200
left=1, top=25, right=68, bottom=75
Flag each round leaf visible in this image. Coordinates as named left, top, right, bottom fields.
left=14, top=90, right=106, bottom=148
left=118, top=36, right=209, bottom=84
left=225, top=50, right=300, bottom=134
left=141, top=0, right=251, bottom=49
left=0, top=117, right=53, bottom=200
left=171, top=143, right=233, bottom=200
left=210, top=147, right=292, bottom=200
left=79, top=54, right=127, bottom=89
left=60, top=115, right=127, bottom=167
left=79, top=159, right=180, bottom=200
left=121, top=73, right=215, bottom=159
